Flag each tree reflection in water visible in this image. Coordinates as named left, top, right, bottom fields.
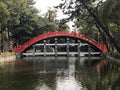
left=14, top=56, right=120, bottom=90
left=76, top=60, right=120, bottom=90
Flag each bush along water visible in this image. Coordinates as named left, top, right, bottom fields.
left=109, top=51, right=120, bottom=59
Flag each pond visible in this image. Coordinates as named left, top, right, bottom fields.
left=0, top=56, right=120, bottom=90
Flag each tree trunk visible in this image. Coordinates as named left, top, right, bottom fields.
left=96, top=23, right=110, bottom=52
left=1, top=34, right=4, bottom=53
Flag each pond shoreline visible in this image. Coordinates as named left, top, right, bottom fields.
left=106, top=55, right=120, bottom=65
left=0, top=53, right=120, bottom=65
left=0, top=53, right=16, bottom=63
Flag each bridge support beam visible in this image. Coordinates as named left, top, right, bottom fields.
left=55, top=38, right=57, bottom=57
left=78, top=40, right=81, bottom=58
left=77, top=40, right=81, bottom=71
left=88, top=44, right=91, bottom=59
left=33, top=45, right=36, bottom=56
left=67, top=37, right=69, bottom=57
left=44, top=40, right=46, bottom=56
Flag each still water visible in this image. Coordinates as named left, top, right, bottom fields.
left=0, top=56, right=120, bottom=90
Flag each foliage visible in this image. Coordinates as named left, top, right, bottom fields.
left=57, top=19, right=69, bottom=31
left=99, top=0, right=120, bottom=46
left=0, top=1, right=10, bottom=27
left=32, top=9, right=69, bottom=36
left=0, top=0, right=70, bottom=52
left=0, top=0, right=42, bottom=51
left=109, top=51, right=120, bottom=59
left=56, top=0, right=120, bottom=52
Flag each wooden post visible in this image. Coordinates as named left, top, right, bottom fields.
left=78, top=40, right=81, bottom=57
left=44, top=56, right=46, bottom=73
left=33, top=45, right=35, bottom=56
left=55, top=38, right=57, bottom=56
left=88, top=44, right=91, bottom=60
left=44, top=40, right=46, bottom=56
left=55, top=56, right=57, bottom=73
left=67, top=37, right=69, bottom=57
left=77, top=40, right=81, bottom=71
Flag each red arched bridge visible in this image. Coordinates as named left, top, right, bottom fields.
left=13, top=31, right=107, bottom=56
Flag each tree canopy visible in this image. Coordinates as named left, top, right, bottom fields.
left=0, top=1, right=10, bottom=27
left=56, top=0, right=120, bottom=52
left=0, top=0, right=69, bottom=52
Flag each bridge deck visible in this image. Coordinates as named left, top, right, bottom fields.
left=35, top=43, right=88, bottom=46
left=22, top=52, right=101, bottom=56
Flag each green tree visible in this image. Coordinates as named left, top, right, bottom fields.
left=0, top=1, right=10, bottom=27
left=0, top=1, right=10, bottom=52
left=57, top=0, right=120, bottom=52
left=4, top=0, right=30, bottom=43
left=44, top=9, right=58, bottom=32
left=100, top=0, right=120, bottom=49
left=6, top=0, right=39, bottom=44
left=43, top=9, right=69, bottom=32
left=57, top=19, right=69, bottom=31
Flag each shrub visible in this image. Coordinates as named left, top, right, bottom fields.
left=109, top=51, right=120, bottom=59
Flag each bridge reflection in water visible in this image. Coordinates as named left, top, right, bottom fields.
left=22, top=56, right=106, bottom=90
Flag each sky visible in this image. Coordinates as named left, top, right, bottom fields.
left=33, top=0, right=74, bottom=30
left=33, top=0, right=68, bottom=20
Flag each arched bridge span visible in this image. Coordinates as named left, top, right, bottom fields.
left=13, top=32, right=107, bottom=54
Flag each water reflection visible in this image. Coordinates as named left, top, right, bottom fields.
left=0, top=56, right=120, bottom=90
left=29, top=56, right=103, bottom=90
left=56, top=57, right=82, bottom=90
